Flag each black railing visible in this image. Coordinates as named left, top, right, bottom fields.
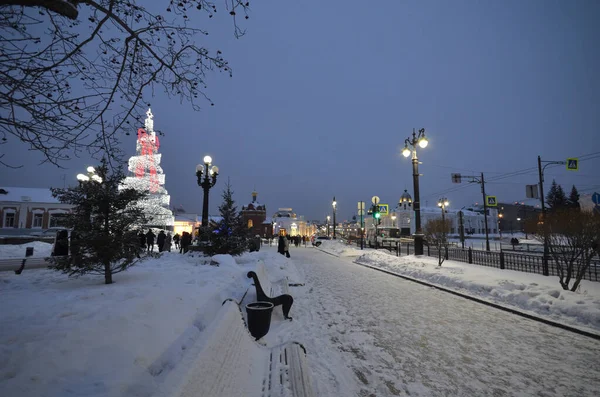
left=355, top=240, right=599, bottom=282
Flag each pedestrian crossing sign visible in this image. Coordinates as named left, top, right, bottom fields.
left=566, top=158, right=578, bottom=171
left=378, top=204, right=389, bottom=215
left=486, top=196, right=497, bottom=207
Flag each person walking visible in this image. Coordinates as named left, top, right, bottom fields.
left=165, top=232, right=172, bottom=252
left=138, top=230, right=146, bottom=251
left=146, top=229, right=156, bottom=252
left=173, top=233, right=180, bottom=250
left=157, top=230, right=166, bottom=252
left=277, top=235, right=286, bottom=255
left=284, top=235, right=291, bottom=258
left=180, top=232, right=192, bottom=253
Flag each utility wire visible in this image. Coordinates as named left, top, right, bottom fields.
left=421, top=151, right=600, bottom=201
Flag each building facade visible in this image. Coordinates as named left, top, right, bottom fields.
left=0, top=187, right=73, bottom=232
left=272, top=208, right=316, bottom=237
left=240, top=191, right=273, bottom=238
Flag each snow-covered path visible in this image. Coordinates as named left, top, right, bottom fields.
left=291, top=248, right=600, bottom=396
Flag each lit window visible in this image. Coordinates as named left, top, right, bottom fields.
left=248, top=219, right=253, bottom=228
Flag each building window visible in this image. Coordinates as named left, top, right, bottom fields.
left=49, top=215, right=61, bottom=228
left=33, top=213, right=43, bottom=228
left=3, top=212, right=15, bottom=227
left=247, top=219, right=253, bottom=228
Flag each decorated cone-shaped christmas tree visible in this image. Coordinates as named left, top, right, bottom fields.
left=120, top=109, right=174, bottom=228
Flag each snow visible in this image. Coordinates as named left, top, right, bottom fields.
left=1, top=241, right=599, bottom=396
left=0, top=241, right=53, bottom=258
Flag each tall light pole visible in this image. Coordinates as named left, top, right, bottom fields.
left=402, top=128, right=429, bottom=255
left=196, top=155, right=219, bottom=241
left=332, top=196, right=337, bottom=240
left=77, top=166, right=103, bottom=228
left=437, top=197, right=449, bottom=222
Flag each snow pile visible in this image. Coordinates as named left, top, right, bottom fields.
left=316, top=240, right=361, bottom=257
left=0, top=241, right=53, bottom=258
left=0, top=250, right=295, bottom=397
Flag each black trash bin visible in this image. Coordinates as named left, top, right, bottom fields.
left=245, top=301, right=274, bottom=340
left=25, top=247, right=34, bottom=257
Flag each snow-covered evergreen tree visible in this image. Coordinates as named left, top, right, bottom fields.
left=546, top=180, right=568, bottom=211
left=120, top=108, right=174, bottom=228
left=568, top=185, right=580, bottom=210
left=205, top=182, right=249, bottom=256
left=50, top=161, right=147, bottom=284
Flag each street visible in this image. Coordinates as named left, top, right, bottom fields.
left=287, top=247, right=600, bottom=396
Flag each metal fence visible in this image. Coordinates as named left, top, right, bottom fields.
left=356, top=240, right=599, bottom=282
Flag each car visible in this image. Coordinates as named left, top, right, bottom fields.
left=312, top=235, right=331, bottom=247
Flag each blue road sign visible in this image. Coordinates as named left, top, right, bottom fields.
left=592, top=192, right=600, bottom=205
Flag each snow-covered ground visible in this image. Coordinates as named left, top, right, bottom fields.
left=1, top=241, right=599, bottom=396
left=319, top=240, right=600, bottom=334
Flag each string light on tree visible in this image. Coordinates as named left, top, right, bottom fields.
left=120, top=108, right=174, bottom=228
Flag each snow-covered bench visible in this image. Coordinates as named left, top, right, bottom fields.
left=247, top=261, right=294, bottom=319
left=172, top=299, right=315, bottom=397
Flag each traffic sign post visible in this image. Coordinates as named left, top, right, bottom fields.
left=566, top=158, right=579, bottom=171
left=378, top=204, right=389, bottom=216
left=452, top=172, right=491, bottom=251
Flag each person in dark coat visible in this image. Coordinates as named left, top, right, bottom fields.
left=138, top=230, right=146, bottom=250
left=284, top=236, right=291, bottom=258
left=157, top=230, right=166, bottom=252
left=165, top=233, right=172, bottom=252
left=277, top=235, right=286, bottom=255
left=146, top=229, right=156, bottom=252
left=173, top=233, right=180, bottom=250
left=180, top=231, right=192, bottom=253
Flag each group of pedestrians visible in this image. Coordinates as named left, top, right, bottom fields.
left=137, top=229, right=193, bottom=253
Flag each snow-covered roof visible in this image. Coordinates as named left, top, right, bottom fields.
left=174, top=213, right=199, bottom=223
left=0, top=187, right=60, bottom=204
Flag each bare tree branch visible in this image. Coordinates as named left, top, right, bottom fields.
left=0, top=0, right=79, bottom=19
left=0, top=0, right=250, bottom=166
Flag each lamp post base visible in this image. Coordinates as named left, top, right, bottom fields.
left=414, top=233, right=424, bottom=255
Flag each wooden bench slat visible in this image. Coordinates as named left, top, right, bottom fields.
left=171, top=300, right=314, bottom=397
left=177, top=301, right=268, bottom=397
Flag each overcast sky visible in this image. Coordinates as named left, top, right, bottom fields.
left=1, top=0, right=599, bottom=222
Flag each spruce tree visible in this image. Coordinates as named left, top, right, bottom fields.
left=546, top=180, right=568, bottom=211
left=568, top=185, right=580, bottom=210
left=205, top=182, right=249, bottom=256
left=50, top=161, right=147, bottom=284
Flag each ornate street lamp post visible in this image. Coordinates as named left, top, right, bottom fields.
left=401, top=128, right=429, bottom=255
left=437, top=197, right=449, bottom=222
left=332, top=196, right=337, bottom=240
left=77, top=166, right=103, bottom=184
left=195, top=155, right=219, bottom=241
